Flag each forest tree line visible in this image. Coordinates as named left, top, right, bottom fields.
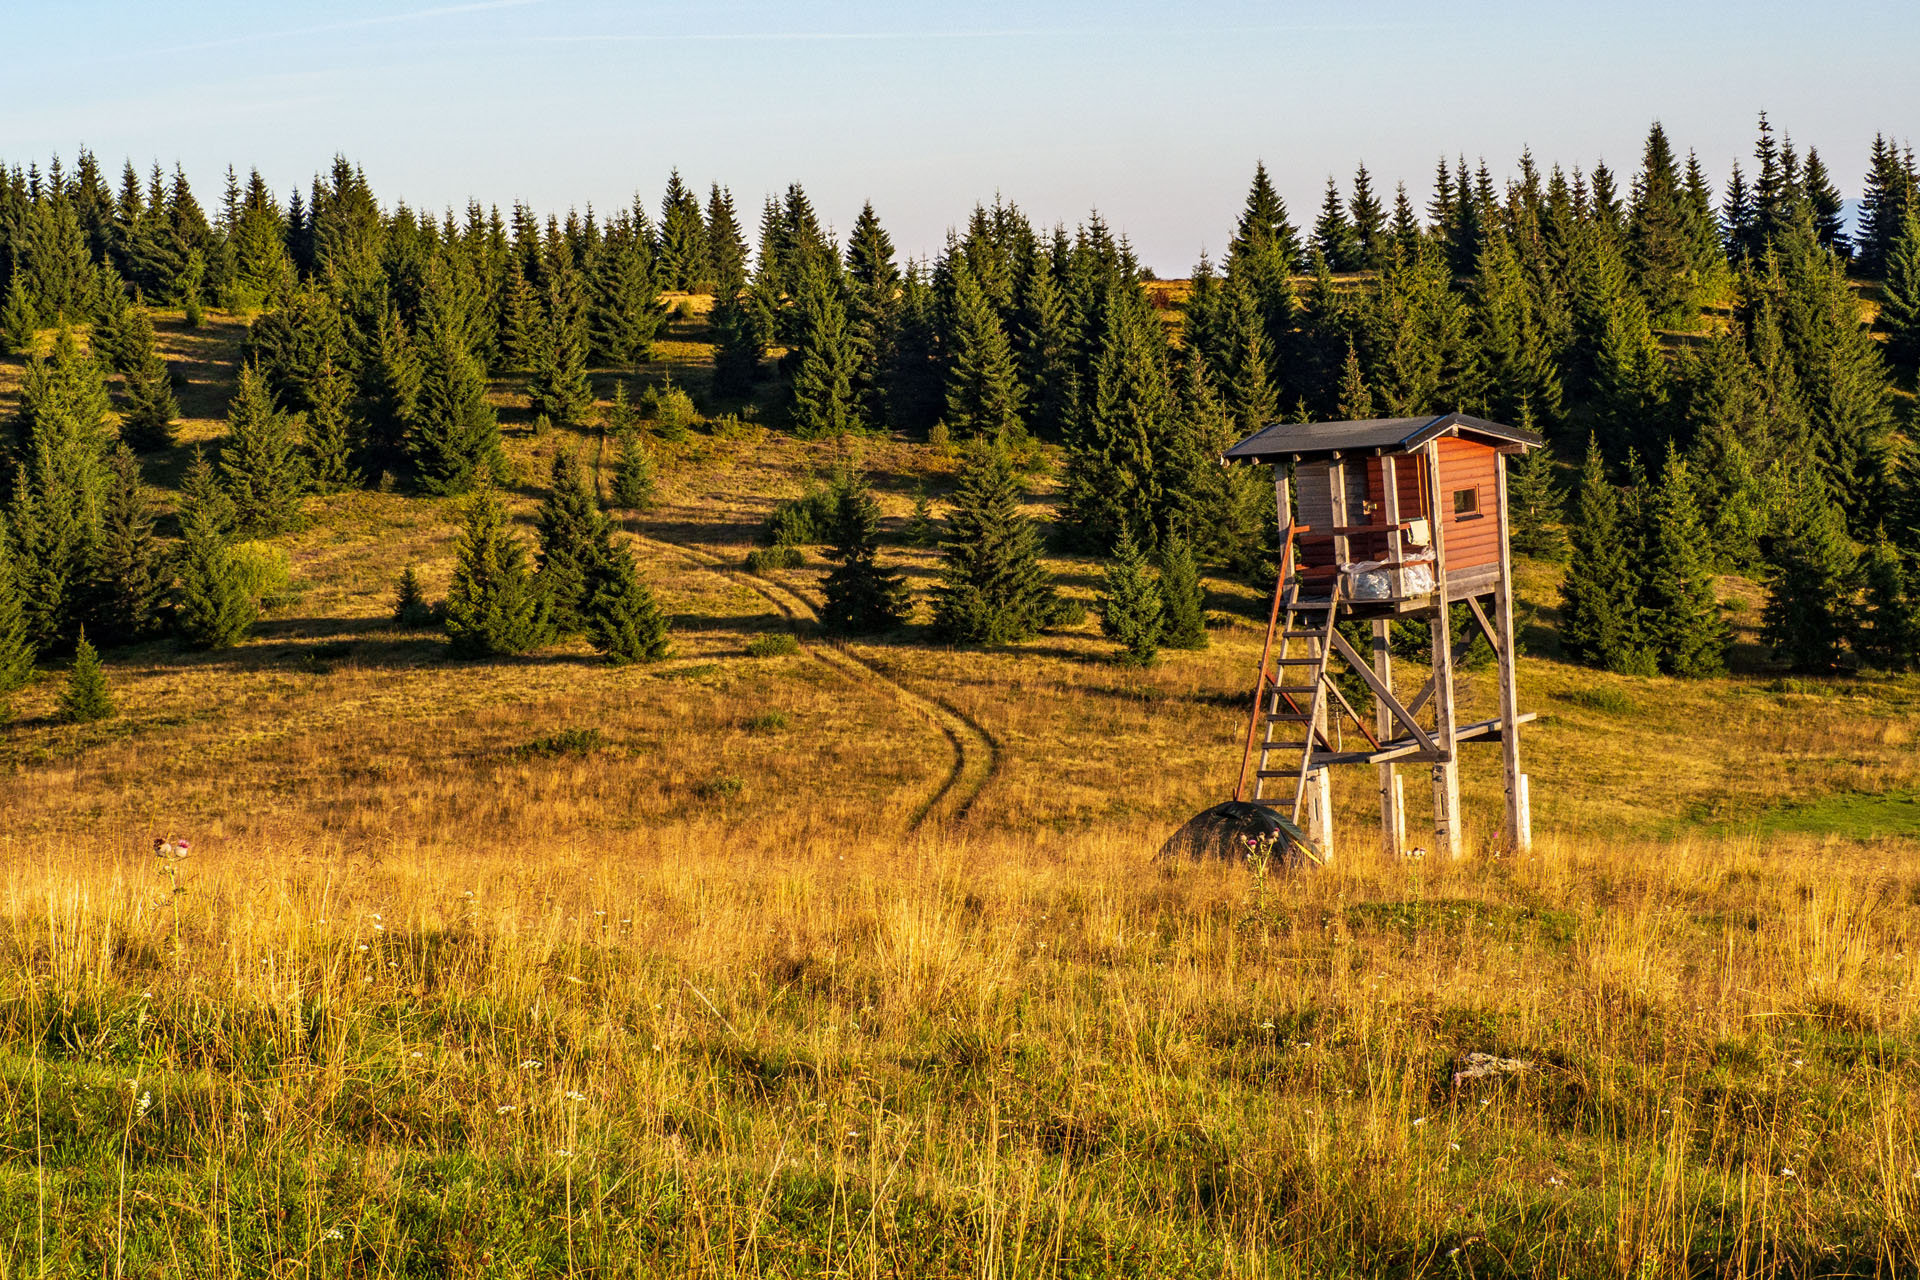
left=1, top=114, right=1919, bottom=696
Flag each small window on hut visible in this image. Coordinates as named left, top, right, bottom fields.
left=1452, top=487, right=1481, bottom=518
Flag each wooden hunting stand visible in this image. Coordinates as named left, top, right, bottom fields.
left=1220, top=413, right=1542, bottom=861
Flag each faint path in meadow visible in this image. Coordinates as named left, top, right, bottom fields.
left=631, top=532, right=998, bottom=830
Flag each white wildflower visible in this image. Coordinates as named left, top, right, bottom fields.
left=137, top=1091, right=152, bottom=1117
left=520, top=1060, right=542, bottom=1070
left=497, top=1105, right=517, bottom=1114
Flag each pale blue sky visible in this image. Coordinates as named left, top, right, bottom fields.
left=5, top=1, right=1916, bottom=273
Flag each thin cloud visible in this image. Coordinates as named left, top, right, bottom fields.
left=526, top=23, right=1416, bottom=45
left=149, top=0, right=549, bottom=58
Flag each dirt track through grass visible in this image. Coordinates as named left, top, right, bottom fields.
left=632, top=530, right=999, bottom=829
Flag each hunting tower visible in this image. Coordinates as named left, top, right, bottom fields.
left=1220, top=412, right=1542, bottom=860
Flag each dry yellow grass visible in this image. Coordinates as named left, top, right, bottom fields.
left=3, top=309, right=1920, bottom=1274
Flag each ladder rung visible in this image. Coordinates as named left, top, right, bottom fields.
left=1273, top=656, right=1320, bottom=665
left=1281, top=630, right=1324, bottom=638
left=1271, top=684, right=1319, bottom=695
left=1255, top=768, right=1307, bottom=778
left=1263, top=713, right=1311, bottom=723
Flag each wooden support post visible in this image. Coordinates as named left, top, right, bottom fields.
left=1494, top=452, right=1530, bottom=853
left=1371, top=618, right=1400, bottom=855
left=1423, top=441, right=1463, bottom=859
left=1328, top=454, right=1351, bottom=570
left=1306, top=767, right=1334, bottom=863
left=1392, top=773, right=1408, bottom=853
left=1374, top=453, right=1402, bottom=857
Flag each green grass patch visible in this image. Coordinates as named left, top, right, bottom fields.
left=1344, top=898, right=1582, bottom=946
left=1740, top=789, right=1920, bottom=838
left=745, top=633, right=801, bottom=658
left=1553, top=684, right=1636, bottom=715
left=745, top=545, right=804, bottom=573
left=512, top=727, right=606, bottom=759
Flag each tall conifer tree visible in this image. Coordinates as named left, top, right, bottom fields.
left=173, top=449, right=255, bottom=649
left=586, top=538, right=670, bottom=664
left=534, top=449, right=612, bottom=635
left=1559, top=436, right=1650, bottom=672
left=220, top=364, right=307, bottom=534
left=1761, top=474, right=1857, bottom=673
left=91, top=446, right=167, bottom=646
left=820, top=469, right=910, bottom=635
left=933, top=446, right=1060, bottom=644
left=1640, top=447, right=1727, bottom=675
left=1098, top=525, right=1163, bottom=665
left=0, top=515, right=35, bottom=704
left=944, top=262, right=1023, bottom=440
left=444, top=486, right=550, bottom=657
left=788, top=255, right=860, bottom=437
left=1156, top=530, right=1207, bottom=650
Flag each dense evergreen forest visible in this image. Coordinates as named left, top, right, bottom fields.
left=2, top=114, right=1919, bottom=707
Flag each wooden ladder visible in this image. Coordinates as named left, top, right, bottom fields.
left=1255, top=578, right=1347, bottom=824
left=1235, top=529, right=1349, bottom=825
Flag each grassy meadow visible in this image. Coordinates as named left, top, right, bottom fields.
left=2, top=306, right=1919, bottom=1276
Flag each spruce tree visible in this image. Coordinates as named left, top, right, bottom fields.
left=498, top=259, right=542, bottom=374
left=392, top=564, right=436, bottom=628
left=943, top=262, right=1023, bottom=440
left=1098, top=525, right=1164, bottom=665
left=91, top=446, right=167, bottom=646
left=1156, top=530, right=1207, bottom=650
left=1, top=279, right=34, bottom=355
left=1882, top=205, right=1920, bottom=381
left=1559, top=436, right=1651, bottom=673
left=1311, top=176, right=1361, bottom=272
left=1063, top=289, right=1172, bottom=553
left=1349, top=163, right=1388, bottom=270
left=1858, top=134, right=1919, bottom=278
left=1761, top=474, right=1857, bottom=673
left=820, top=470, right=910, bottom=635
left=304, top=357, right=361, bottom=491
left=409, top=319, right=502, bottom=495
left=0, top=516, right=35, bottom=702
left=529, top=269, right=594, bottom=429
left=1640, top=446, right=1727, bottom=676
left=220, top=364, right=307, bottom=534
left=607, top=384, right=656, bottom=509
left=657, top=169, right=710, bottom=292
left=1220, top=281, right=1278, bottom=434
left=1336, top=341, right=1375, bottom=419
left=1855, top=529, right=1917, bottom=671
left=1802, top=147, right=1849, bottom=257
left=57, top=629, right=113, bottom=723
left=933, top=446, right=1060, bottom=645
left=706, top=184, right=750, bottom=297
left=1506, top=441, right=1570, bottom=561
left=709, top=289, right=764, bottom=398
left=589, top=232, right=666, bottom=365
left=904, top=487, right=939, bottom=547
left=788, top=256, right=860, bottom=437
left=173, top=452, right=255, bottom=649
left=586, top=539, right=670, bottom=664
left=845, top=201, right=901, bottom=427
left=533, top=450, right=611, bottom=634
left=444, top=486, right=550, bottom=657
left=116, top=308, right=178, bottom=451
left=1226, top=162, right=1302, bottom=367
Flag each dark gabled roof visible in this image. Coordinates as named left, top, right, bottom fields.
left=1221, top=412, right=1542, bottom=464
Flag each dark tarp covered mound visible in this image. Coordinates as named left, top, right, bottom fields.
left=1156, top=800, right=1321, bottom=867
